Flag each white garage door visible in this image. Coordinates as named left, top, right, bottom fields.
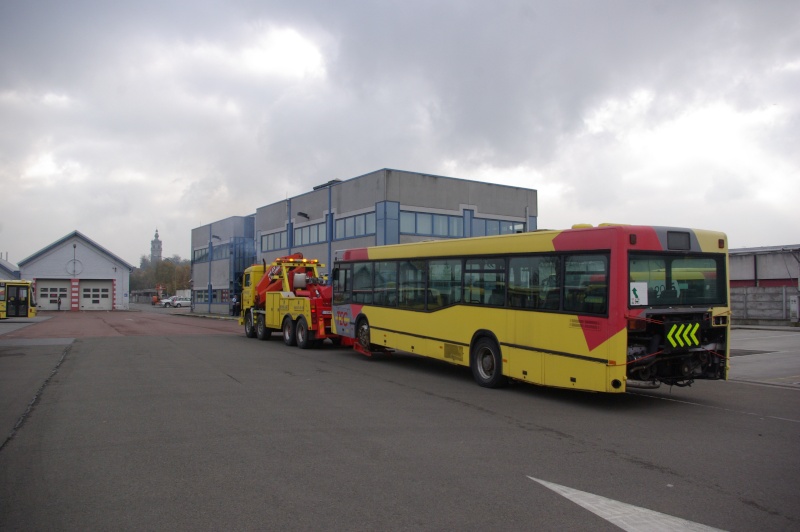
left=80, top=280, right=113, bottom=311
left=36, top=280, right=71, bottom=311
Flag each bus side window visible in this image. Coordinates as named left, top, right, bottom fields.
left=537, top=256, right=561, bottom=310
left=332, top=265, right=353, bottom=305
left=428, top=259, right=461, bottom=310
left=563, top=254, right=608, bottom=314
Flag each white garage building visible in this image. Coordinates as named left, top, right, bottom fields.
left=19, top=231, right=133, bottom=311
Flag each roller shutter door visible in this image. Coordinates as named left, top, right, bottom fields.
left=80, top=280, right=113, bottom=311
left=36, top=280, right=71, bottom=311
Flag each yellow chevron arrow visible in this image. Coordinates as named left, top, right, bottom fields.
left=667, top=325, right=677, bottom=347
left=688, top=323, right=700, bottom=345
left=675, top=324, right=686, bottom=347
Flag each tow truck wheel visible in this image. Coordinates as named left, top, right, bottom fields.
left=244, top=310, right=256, bottom=338
left=256, top=314, right=271, bottom=341
left=282, top=316, right=297, bottom=346
left=296, top=316, right=315, bottom=349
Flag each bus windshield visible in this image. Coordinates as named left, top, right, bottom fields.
left=629, top=253, right=726, bottom=307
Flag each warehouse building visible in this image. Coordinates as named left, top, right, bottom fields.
left=191, top=168, right=538, bottom=315
left=19, top=231, right=134, bottom=311
left=729, top=244, right=800, bottom=324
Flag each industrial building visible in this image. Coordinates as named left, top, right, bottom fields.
left=19, top=231, right=134, bottom=311
left=191, top=168, right=538, bottom=315
left=729, top=245, right=800, bottom=324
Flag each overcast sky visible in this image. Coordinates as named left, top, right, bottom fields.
left=1, top=1, right=798, bottom=267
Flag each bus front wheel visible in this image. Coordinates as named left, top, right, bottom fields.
left=282, top=317, right=297, bottom=346
left=356, top=318, right=371, bottom=352
left=244, top=310, right=256, bottom=338
left=471, top=337, right=508, bottom=388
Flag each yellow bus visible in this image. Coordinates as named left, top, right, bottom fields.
left=0, top=280, right=37, bottom=319
left=331, top=224, right=730, bottom=393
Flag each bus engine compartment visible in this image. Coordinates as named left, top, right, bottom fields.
left=626, top=310, right=728, bottom=388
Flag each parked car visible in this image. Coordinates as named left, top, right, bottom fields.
left=173, top=297, right=191, bottom=308
left=160, top=296, right=176, bottom=308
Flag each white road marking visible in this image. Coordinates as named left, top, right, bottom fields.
left=528, top=477, right=726, bottom=531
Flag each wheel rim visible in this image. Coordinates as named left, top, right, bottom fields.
left=477, top=347, right=495, bottom=380
left=283, top=321, right=291, bottom=341
left=246, top=312, right=253, bottom=333
left=357, top=322, right=370, bottom=349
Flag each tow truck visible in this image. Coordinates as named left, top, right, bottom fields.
left=238, top=254, right=338, bottom=348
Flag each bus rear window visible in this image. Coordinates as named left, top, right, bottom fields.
left=629, top=253, right=726, bottom=307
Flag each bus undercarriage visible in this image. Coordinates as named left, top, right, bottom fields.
left=626, top=310, right=728, bottom=389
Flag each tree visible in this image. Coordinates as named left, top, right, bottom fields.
left=130, top=254, right=191, bottom=294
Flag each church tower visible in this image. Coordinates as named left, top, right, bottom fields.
left=150, top=229, right=163, bottom=263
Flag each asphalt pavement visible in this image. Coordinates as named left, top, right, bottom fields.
left=1, top=311, right=799, bottom=530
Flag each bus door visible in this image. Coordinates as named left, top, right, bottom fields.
left=6, top=285, right=30, bottom=317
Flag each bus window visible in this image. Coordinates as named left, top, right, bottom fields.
left=399, top=260, right=426, bottom=309
left=563, top=254, right=608, bottom=314
left=508, top=255, right=558, bottom=310
left=428, top=259, right=461, bottom=310
left=465, top=257, right=505, bottom=306
left=534, top=256, right=561, bottom=310
left=373, top=261, right=397, bottom=307
left=629, top=253, right=725, bottom=307
left=352, top=263, right=372, bottom=304
left=332, top=265, right=352, bottom=305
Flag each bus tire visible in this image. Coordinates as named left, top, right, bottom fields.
left=471, top=337, right=508, bottom=388
left=296, top=316, right=315, bottom=349
left=256, top=314, right=271, bottom=341
left=282, top=316, right=297, bottom=346
left=356, top=317, right=371, bottom=352
left=244, top=309, right=256, bottom=338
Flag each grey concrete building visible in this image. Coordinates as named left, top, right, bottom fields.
left=729, top=244, right=800, bottom=324
left=190, top=168, right=538, bottom=315
left=191, top=215, right=256, bottom=315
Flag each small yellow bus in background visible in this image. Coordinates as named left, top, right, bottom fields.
left=0, top=280, right=37, bottom=319
left=331, top=224, right=730, bottom=394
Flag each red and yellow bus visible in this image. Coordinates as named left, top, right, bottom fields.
left=0, top=280, right=37, bottom=319
left=331, top=224, right=730, bottom=393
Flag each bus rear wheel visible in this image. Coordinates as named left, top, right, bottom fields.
left=244, top=310, right=256, bottom=338
left=282, top=317, right=297, bottom=346
left=296, top=316, right=315, bottom=349
left=471, top=337, right=508, bottom=388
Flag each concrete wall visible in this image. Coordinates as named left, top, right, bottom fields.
left=731, top=286, right=800, bottom=325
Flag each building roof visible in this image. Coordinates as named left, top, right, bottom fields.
left=730, top=244, right=800, bottom=255
left=0, top=256, right=19, bottom=279
left=18, top=230, right=135, bottom=271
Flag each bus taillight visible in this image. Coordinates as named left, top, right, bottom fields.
left=627, top=318, right=646, bottom=332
